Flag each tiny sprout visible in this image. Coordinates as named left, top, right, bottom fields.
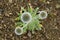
left=39, top=11, right=48, bottom=19
left=15, top=27, right=23, bottom=35
left=21, top=12, right=32, bottom=23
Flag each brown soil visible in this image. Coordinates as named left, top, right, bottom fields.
left=0, top=0, right=60, bottom=40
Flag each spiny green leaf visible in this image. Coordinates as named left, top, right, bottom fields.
left=15, top=17, right=20, bottom=21
left=21, top=7, right=26, bottom=12
left=28, top=6, right=33, bottom=14
left=34, top=7, right=39, bottom=14
left=23, top=26, right=27, bottom=33
left=16, top=22, right=23, bottom=26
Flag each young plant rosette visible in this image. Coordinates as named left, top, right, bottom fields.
left=15, top=6, right=48, bottom=35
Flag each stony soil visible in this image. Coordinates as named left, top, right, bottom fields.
left=0, top=0, right=60, bottom=40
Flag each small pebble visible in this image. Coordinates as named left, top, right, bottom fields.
left=27, top=31, right=32, bottom=38
left=56, top=4, right=60, bottom=8
left=23, top=36, right=27, bottom=39
left=9, top=13, right=12, bottom=15
left=32, top=31, right=35, bottom=34
left=9, top=0, right=12, bottom=3
left=12, top=37, right=14, bottom=40
left=0, top=27, right=2, bottom=29
left=0, top=16, right=2, bottom=18
left=46, top=1, right=50, bottom=4
left=1, top=20, right=4, bottom=23
left=59, top=38, right=60, bottom=40
left=4, top=24, right=6, bottom=27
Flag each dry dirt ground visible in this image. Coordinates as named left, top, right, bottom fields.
left=0, top=0, right=60, bottom=40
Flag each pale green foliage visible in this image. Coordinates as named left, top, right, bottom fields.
left=15, top=6, right=42, bottom=34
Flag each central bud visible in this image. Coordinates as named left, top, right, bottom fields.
left=21, top=12, right=32, bottom=23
